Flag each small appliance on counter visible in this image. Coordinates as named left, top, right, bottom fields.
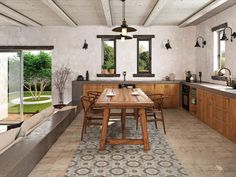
left=77, top=75, right=84, bottom=81
left=185, top=71, right=192, bottom=82
left=190, top=74, right=197, bottom=83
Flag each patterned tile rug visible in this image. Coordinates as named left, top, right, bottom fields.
left=65, top=118, right=188, bottom=177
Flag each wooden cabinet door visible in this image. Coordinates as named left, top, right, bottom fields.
left=136, top=84, right=155, bottom=95
left=83, top=84, right=103, bottom=96
left=205, top=92, right=213, bottom=128
left=102, top=84, right=118, bottom=90
left=212, top=94, right=230, bottom=138
left=197, top=89, right=205, bottom=121
left=229, top=98, right=236, bottom=143
left=154, top=84, right=179, bottom=108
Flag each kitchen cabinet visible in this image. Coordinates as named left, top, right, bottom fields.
left=83, top=84, right=102, bottom=96
left=229, top=98, right=236, bottom=142
left=136, top=84, right=155, bottom=95
left=83, top=83, right=119, bottom=96
left=212, top=94, right=230, bottom=138
left=196, top=88, right=234, bottom=142
left=197, top=89, right=204, bottom=122
left=82, top=82, right=179, bottom=108
left=154, top=84, right=179, bottom=108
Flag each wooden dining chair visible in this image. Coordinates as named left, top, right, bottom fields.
left=136, top=94, right=167, bottom=134
left=80, top=96, right=103, bottom=140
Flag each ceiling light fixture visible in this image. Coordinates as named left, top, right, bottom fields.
left=112, top=0, right=136, bottom=40
left=220, top=26, right=236, bottom=42
left=194, top=36, right=206, bottom=48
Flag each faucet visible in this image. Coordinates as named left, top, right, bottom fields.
left=218, top=67, right=232, bottom=86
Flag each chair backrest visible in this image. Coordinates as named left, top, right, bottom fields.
left=81, top=96, right=93, bottom=113
left=87, top=91, right=101, bottom=106
left=148, top=94, right=164, bottom=110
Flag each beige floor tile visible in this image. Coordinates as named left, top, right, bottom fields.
left=28, top=109, right=236, bottom=177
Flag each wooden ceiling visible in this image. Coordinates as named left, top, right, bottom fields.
left=0, top=0, right=235, bottom=27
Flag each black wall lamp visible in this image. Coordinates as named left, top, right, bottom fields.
left=220, top=26, right=236, bottom=42
left=165, top=40, right=172, bottom=50
left=195, top=36, right=206, bottom=48
left=82, top=40, right=88, bottom=50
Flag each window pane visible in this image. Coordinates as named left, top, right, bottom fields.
left=219, top=31, right=225, bottom=68
left=103, top=40, right=115, bottom=70
left=138, top=40, right=150, bottom=73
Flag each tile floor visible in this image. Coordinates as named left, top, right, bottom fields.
left=28, top=109, right=236, bottom=177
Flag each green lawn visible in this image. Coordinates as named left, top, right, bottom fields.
left=8, top=91, right=52, bottom=114
left=24, top=97, right=50, bottom=102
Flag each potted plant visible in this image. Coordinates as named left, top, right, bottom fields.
left=109, top=64, right=115, bottom=74
left=53, top=66, right=71, bottom=108
left=102, top=64, right=108, bottom=74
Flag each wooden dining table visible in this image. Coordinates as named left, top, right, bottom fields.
left=95, top=88, right=154, bottom=151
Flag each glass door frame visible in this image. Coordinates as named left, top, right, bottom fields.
left=0, top=49, right=24, bottom=121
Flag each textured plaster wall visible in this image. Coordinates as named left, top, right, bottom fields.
left=0, top=54, right=8, bottom=120
left=0, top=26, right=196, bottom=104
left=195, top=5, right=236, bottom=84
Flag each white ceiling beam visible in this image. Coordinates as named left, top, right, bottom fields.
left=144, top=0, right=169, bottom=26
left=179, top=0, right=229, bottom=27
left=101, top=0, right=113, bottom=26
left=0, top=3, right=41, bottom=27
left=41, top=0, right=77, bottom=27
left=0, top=14, right=26, bottom=27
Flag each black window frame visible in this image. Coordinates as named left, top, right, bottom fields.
left=101, top=38, right=116, bottom=74
left=137, top=38, right=152, bottom=74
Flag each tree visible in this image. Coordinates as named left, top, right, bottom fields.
left=139, top=51, right=150, bottom=72
left=24, top=51, right=51, bottom=100
left=104, top=43, right=114, bottom=68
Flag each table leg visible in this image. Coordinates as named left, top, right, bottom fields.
left=99, top=108, right=110, bottom=150
left=121, top=108, right=126, bottom=139
left=139, top=108, right=150, bottom=151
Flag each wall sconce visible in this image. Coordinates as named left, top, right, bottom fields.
left=82, top=40, right=88, bottom=50
left=165, top=40, right=172, bottom=50
left=220, top=26, right=236, bottom=42
left=194, top=36, right=206, bottom=48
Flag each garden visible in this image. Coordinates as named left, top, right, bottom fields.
left=8, top=51, right=52, bottom=116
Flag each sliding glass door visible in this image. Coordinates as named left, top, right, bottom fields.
left=0, top=51, right=23, bottom=121
left=0, top=49, right=52, bottom=124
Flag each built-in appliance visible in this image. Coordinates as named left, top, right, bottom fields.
left=189, top=88, right=197, bottom=115
left=182, top=84, right=190, bottom=111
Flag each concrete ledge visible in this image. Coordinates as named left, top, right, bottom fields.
left=0, top=108, right=78, bottom=177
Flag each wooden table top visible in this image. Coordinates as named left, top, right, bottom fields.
left=95, top=88, right=154, bottom=108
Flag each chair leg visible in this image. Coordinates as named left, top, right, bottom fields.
left=81, top=115, right=87, bottom=141
left=153, top=113, right=158, bottom=129
left=160, top=109, right=166, bottom=135
left=134, top=109, right=139, bottom=130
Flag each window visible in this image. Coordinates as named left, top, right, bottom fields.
left=213, top=23, right=227, bottom=72
left=137, top=39, right=151, bottom=74
left=102, top=38, right=116, bottom=73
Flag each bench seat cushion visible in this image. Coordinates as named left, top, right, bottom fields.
left=0, top=128, right=20, bottom=154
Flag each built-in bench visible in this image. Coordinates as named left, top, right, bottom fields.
left=0, top=106, right=78, bottom=177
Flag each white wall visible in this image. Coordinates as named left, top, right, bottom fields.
left=0, top=25, right=196, bottom=104
left=195, top=5, right=236, bottom=83
left=0, top=54, right=8, bottom=120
